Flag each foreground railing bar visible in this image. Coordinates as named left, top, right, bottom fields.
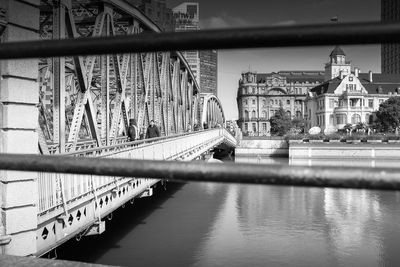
left=0, top=21, right=400, bottom=59
left=0, top=154, right=399, bottom=191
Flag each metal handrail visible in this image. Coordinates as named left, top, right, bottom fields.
left=1, top=21, right=400, bottom=59
left=2, top=153, right=400, bottom=191
left=63, top=128, right=228, bottom=156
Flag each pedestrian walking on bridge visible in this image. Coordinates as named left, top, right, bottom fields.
left=146, top=120, right=160, bottom=139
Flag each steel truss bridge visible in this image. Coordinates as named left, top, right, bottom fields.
left=0, top=0, right=236, bottom=257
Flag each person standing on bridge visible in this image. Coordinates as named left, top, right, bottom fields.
left=128, top=119, right=139, bottom=141
left=146, top=120, right=160, bottom=139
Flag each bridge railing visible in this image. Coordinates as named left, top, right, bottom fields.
left=37, top=128, right=236, bottom=215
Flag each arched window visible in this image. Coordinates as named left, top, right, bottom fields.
left=351, top=114, right=361, bottom=124
left=296, top=111, right=302, bottom=118
left=286, top=111, right=291, bottom=118
left=244, top=110, right=249, bottom=120
left=261, top=110, right=266, bottom=118
left=369, top=114, right=374, bottom=124
left=336, top=114, right=347, bottom=124
left=252, top=110, right=256, bottom=118
left=262, top=99, right=266, bottom=106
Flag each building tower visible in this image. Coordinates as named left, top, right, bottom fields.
left=381, top=0, right=400, bottom=74
left=172, top=2, right=218, bottom=95
left=324, top=46, right=351, bottom=81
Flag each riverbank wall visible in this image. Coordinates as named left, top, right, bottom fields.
left=289, top=141, right=400, bottom=167
left=235, top=137, right=288, bottom=156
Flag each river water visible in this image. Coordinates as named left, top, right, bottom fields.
left=58, top=156, right=400, bottom=266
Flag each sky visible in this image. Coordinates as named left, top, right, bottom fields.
left=168, top=0, right=381, bottom=119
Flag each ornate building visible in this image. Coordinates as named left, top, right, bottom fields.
left=237, top=71, right=324, bottom=136
left=306, top=47, right=400, bottom=132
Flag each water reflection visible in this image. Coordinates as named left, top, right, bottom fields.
left=190, top=156, right=400, bottom=266
left=59, top=156, right=400, bottom=266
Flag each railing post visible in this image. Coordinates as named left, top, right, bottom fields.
left=0, top=0, right=39, bottom=255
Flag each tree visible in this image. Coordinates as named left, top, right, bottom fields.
left=270, top=107, right=292, bottom=136
left=375, top=96, right=400, bottom=132
left=290, top=117, right=306, bottom=134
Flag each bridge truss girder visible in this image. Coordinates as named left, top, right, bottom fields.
left=38, top=0, right=221, bottom=154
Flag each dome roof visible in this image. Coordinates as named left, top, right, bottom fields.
left=330, top=46, right=346, bottom=57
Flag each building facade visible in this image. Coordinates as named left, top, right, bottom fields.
left=381, top=0, right=400, bottom=74
left=305, top=47, right=400, bottom=132
left=127, top=0, right=175, bottom=32
left=172, top=2, right=218, bottom=95
left=173, top=2, right=200, bottom=84
left=200, top=49, right=218, bottom=94
left=237, top=71, right=324, bottom=136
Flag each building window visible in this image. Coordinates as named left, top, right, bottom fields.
left=244, top=110, right=249, bottom=120
left=287, top=100, right=290, bottom=105
left=262, top=123, right=267, bottom=131
left=252, top=99, right=256, bottom=105
left=262, top=99, right=266, bottom=106
left=351, top=114, right=361, bottom=124
left=261, top=111, right=266, bottom=118
left=336, top=114, right=347, bottom=124
left=252, top=123, right=257, bottom=132
left=368, top=99, right=373, bottom=108
left=286, top=111, right=291, bottom=118
left=296, top=111, right=302, bottom=117
left=252, top=110, right=256, bottom=118
left=369, top=114, right=374, bottom=124
left=329, top=114, right=334, bottom=125
left=329, top=99, right=334, bottom=108
left=244, top=123, right=248, bottom=131
left=379, top=99, right=384, bottom=104
left=252, top=87, right=256, bottom=94
left=346, top=84, right=357, bottom=92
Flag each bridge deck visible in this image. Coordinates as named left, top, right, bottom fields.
left=36, top=128, right=236, bottom=256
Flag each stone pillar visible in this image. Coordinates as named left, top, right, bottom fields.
left=0, top=0, right=39, bottom=256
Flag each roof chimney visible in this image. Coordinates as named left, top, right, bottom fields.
left=369, top=71, right=373, bottom=82
left=354, top=67, right=359, bottom=77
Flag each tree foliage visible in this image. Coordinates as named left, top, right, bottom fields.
left=375, top=96, right=400, bottom=132
left=291, top=117, right=306, bottom=134
left=270, top=107, right=292, bottom=136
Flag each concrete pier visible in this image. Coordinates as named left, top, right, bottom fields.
left=0, top=0, right=39, bottom=255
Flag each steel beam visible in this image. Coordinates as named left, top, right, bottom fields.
left=52, top=2, right=66, bottom=153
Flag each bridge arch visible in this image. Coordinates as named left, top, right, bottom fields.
left=200, top=93, right=226, bottom=128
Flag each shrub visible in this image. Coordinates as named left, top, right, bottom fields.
left=345, top=133, right=366, bottom=141
left=325, top=133, right=344, bottom=141
left=365, top=134, right=384, bottom=140
left=284, top=133, right=305, bottom=141
left=386, top=134, right=400, bottom=140
left=307, top=133, right=325, bottom=140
